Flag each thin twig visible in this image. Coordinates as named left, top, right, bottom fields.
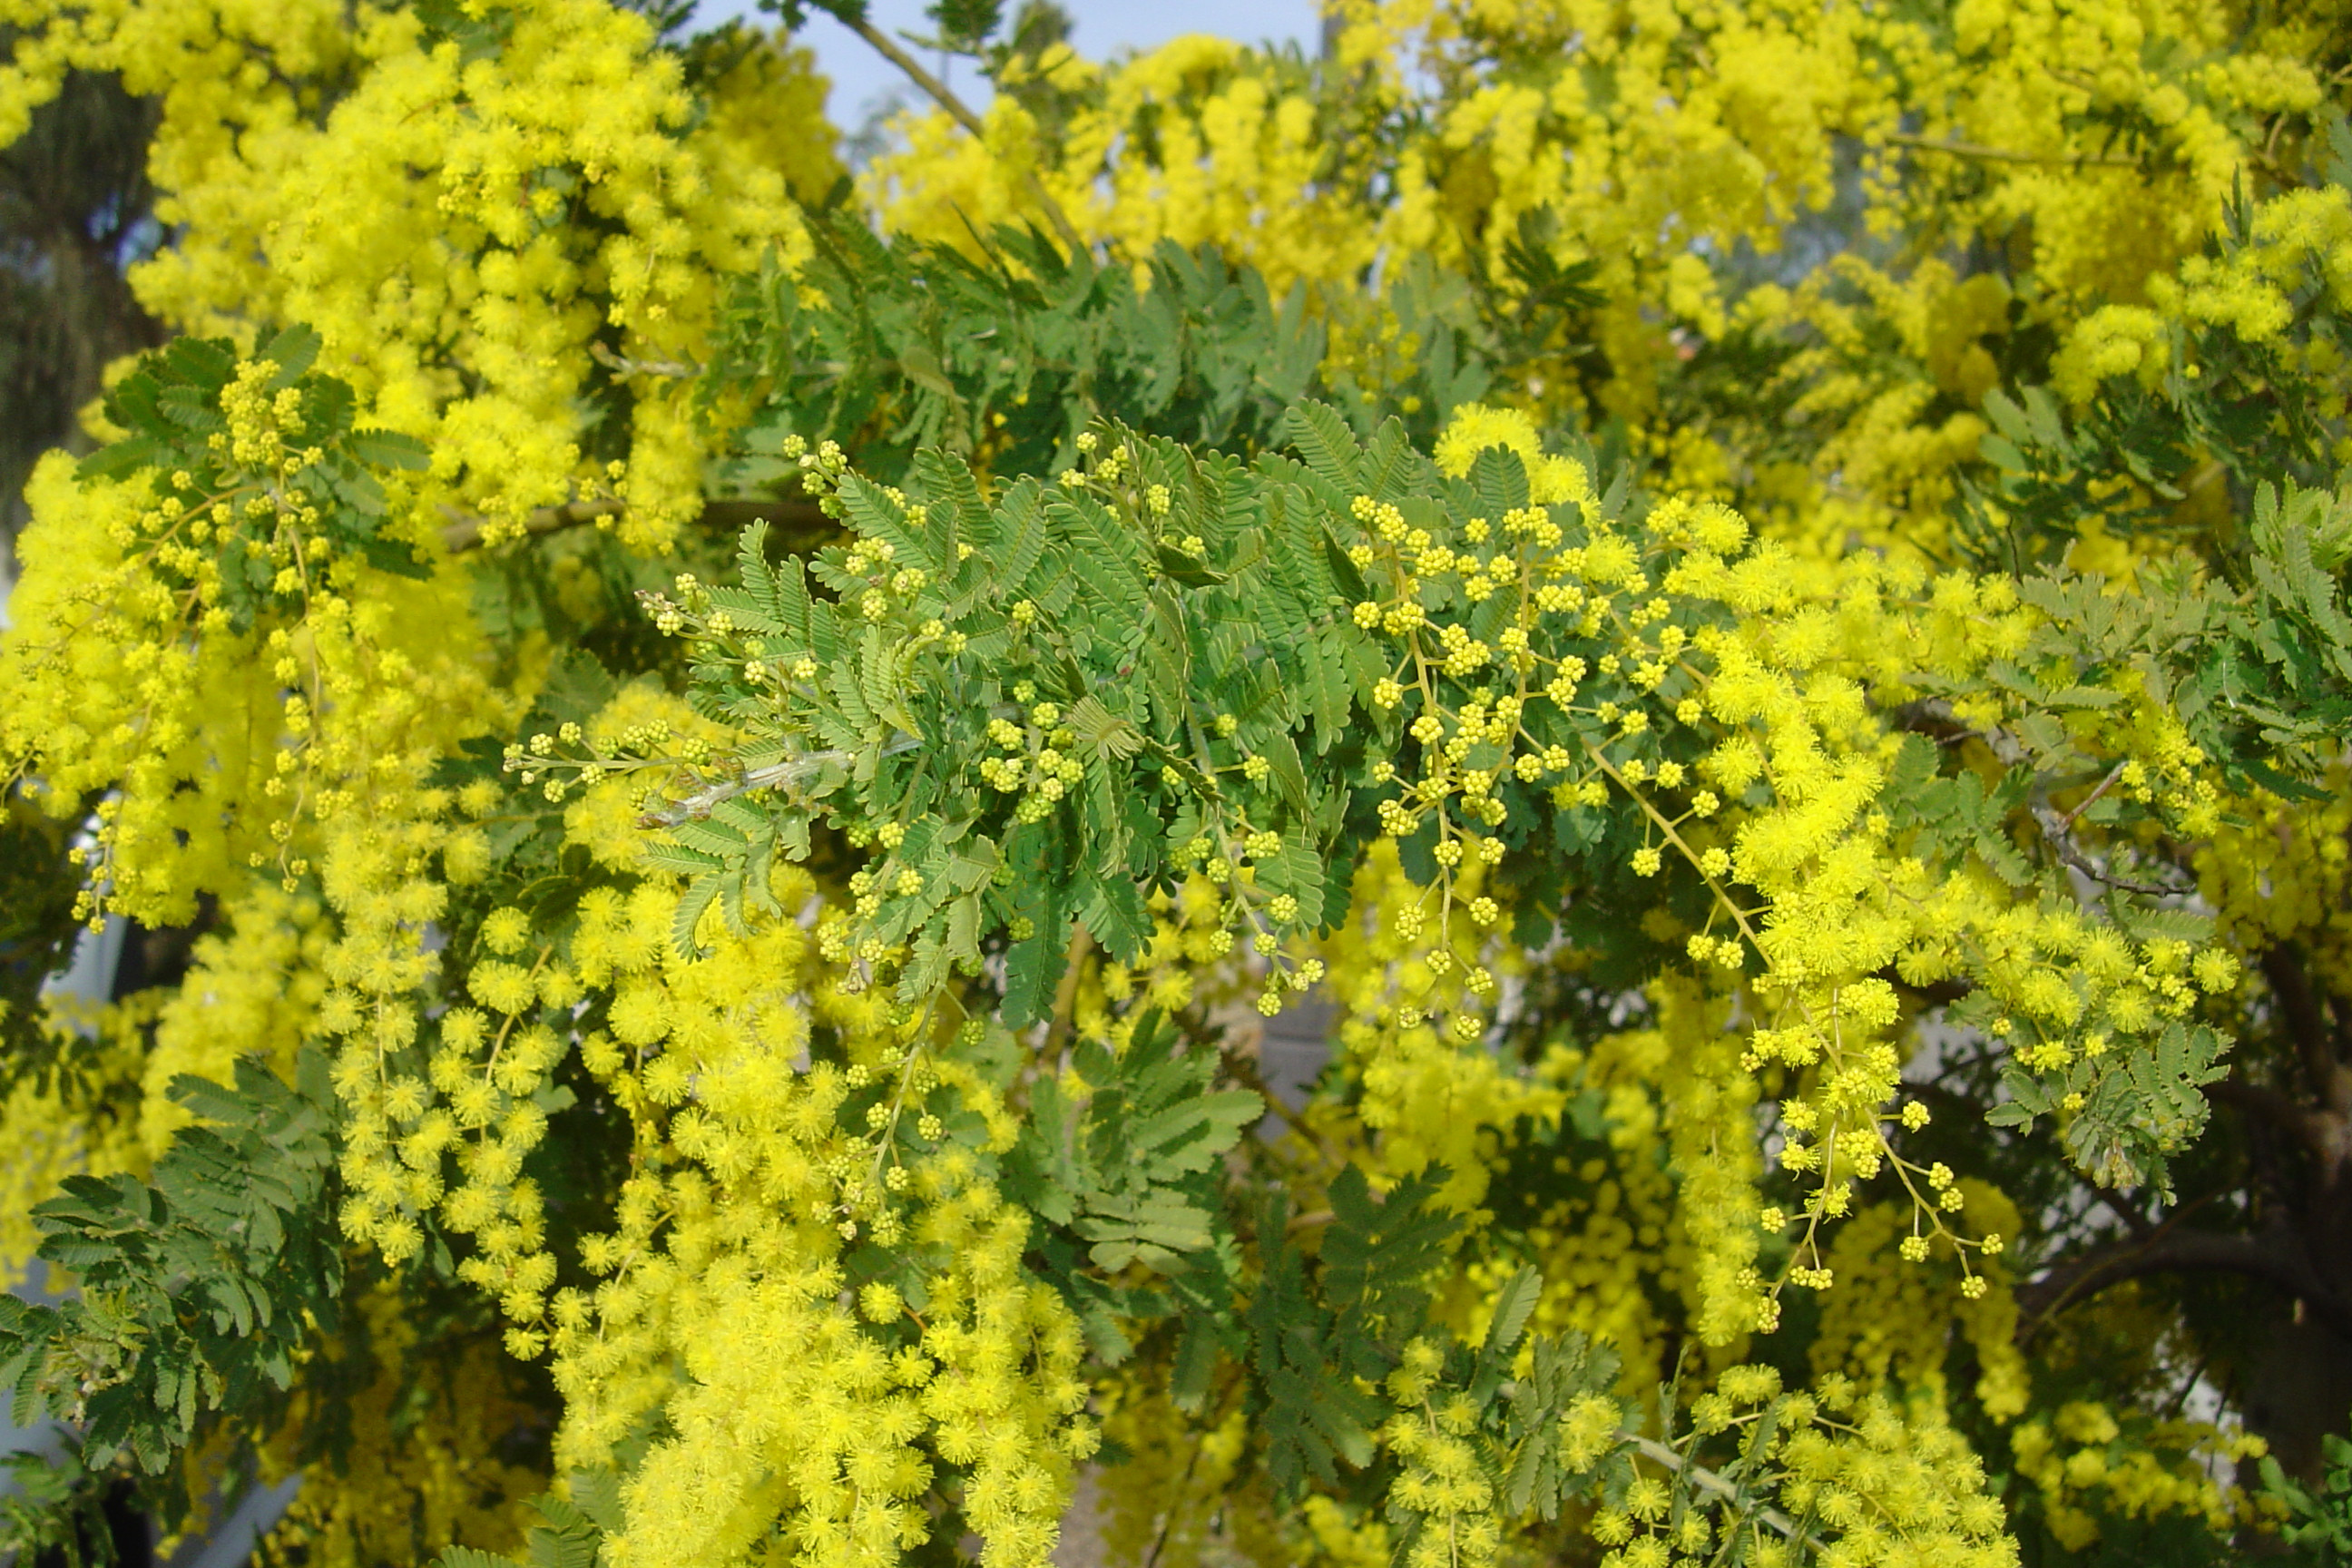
left=2160, top=1350, right=2212, bottom=1421
left=1219, top=1043, right=1345, bottom=1171
left=1885, top=132, right=2139, bottom=168
left=441, top=498, right=621, bottom=554
left=834, top=12, right=1088, bottom=254
left=440, top=495, right=832, bottom=554
left=2057, top=760, right=2128, bottom=834
left=2031, top=801, right=2180, bottom=896
left=635, top=738, right=920, bottom=828
left=1039, top=926, right=1094, bottom=1061
left=590, top=341, right=699, bottom=378
left=1624, top=1435, right=1819, bottom=1548
left=1896, top=699, right=2186, bottom=897
left=1142, top=1431, right=1207, bottom=1568
left=638, top=752, right=845, bottom=828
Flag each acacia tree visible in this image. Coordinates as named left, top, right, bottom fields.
left=4, top=0, right=2352, bottom=1565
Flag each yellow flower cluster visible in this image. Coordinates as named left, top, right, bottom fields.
left=249, top=1283, right=547, bottom=1568
left=2009, top=1400, right=2268, bottom=1552
left=319, top=799, right=497, bottom=1273
left=0, top=415, right=502, bottom=933
left=866, top=0, right=2331, bottom=565
left=624, top=388, right=2274, bottom=1567
left=1383, top=1338, right=1511, bottom=1568
left=2, top=0, right=823, bottom=551
left=138, top=881, right=329, bottom=1159
left=602, top=1155, right=1088, bottom=1568
left=0, top=327, right=564, bottom=1558
left=1316, top=844, right=1558, bottom=1210
left=0, top=992, right=153, bottom=1289
left=138, top=639, right=1104, bottom=1568
left=1471, top=1002, right=1708, bottom=1395
left=1306, top=848, right=1763, bottom=1384
left=5, top=6, right=2332, bottom=1562
left=682, top=395, right=2248, bottom=1463
left=868, top=36, right=1371, bottom=295
left=1299, top=407, right=2233, bottom=1338
left=1808, top=1190, right=2030, bottom=1422
left=2056, top=183, right=2352, bottom=407
left=1600, top=1371, right=2015, bottom=1568
left=2196, top=762, right=2352, bottom=988
left=541, top=880, right=1092, bottom=1568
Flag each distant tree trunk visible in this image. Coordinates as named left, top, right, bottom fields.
left=0, top=67, right=165, bottom=556
left=2242, top=1310, right=2352, bottom=1480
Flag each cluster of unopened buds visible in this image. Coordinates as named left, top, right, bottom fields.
left=779, top=432, right=848, bottom=494
left=501, top=719, right=709, bottom=806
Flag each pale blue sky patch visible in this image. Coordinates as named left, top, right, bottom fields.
left=697, top=0, right=1321, bottom=139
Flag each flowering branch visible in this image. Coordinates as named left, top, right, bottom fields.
left=1623, top=1435, right=1819, bottom=1549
